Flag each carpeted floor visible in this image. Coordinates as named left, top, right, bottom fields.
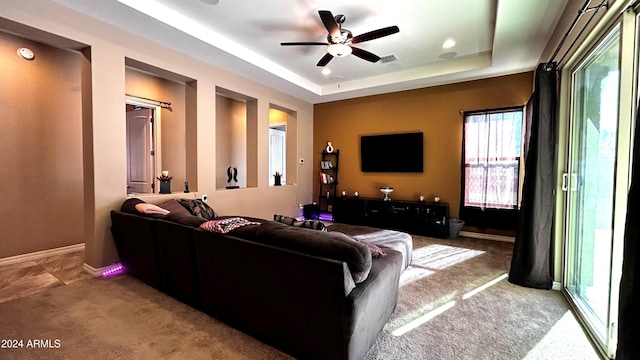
left=0, top=236, right=599, bottom=360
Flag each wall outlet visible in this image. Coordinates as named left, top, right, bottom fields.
left=201, top=194, right=208, bottom=203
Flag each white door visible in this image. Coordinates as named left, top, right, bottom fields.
left=269, top=127, right=286, bottom=185
left=126, top=108, right=154, bottom=194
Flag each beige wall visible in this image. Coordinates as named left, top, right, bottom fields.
left=314, top=72, right=533, bottom=219
left=0, top=31, right=85, bottom=258
left=1, top=3, right=314, bottom=268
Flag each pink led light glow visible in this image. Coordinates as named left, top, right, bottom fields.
left=102, top=263, right=125, bottom=277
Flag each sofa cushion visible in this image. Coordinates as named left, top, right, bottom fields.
left=273, top=214, right=327, bottom=231
left=255, top=221, right=372, bottom=283
left=165, top=212, right=208, bottom=227
left=352, top=236, right=386, bottom=258
left=329, top=223, right=413, bottom=270
left=158, top=199, right=193, bottom=217
left=177, top=199, right=217, bottom=220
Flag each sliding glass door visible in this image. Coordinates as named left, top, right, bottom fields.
left=564, top=25, right=620, bottom=356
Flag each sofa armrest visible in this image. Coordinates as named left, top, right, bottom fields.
left=344, top=250, right=403, bottom=360
left=109, top=211, right=163, bottom=290
left=193, top=230, right=356, bottom=360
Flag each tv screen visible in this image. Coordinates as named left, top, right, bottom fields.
left=360, top=132, right=424, bottom=172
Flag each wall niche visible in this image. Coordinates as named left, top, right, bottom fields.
left=215, top=87, right=258, bottom=190
left=124, top=58, right=197, bottom=194
left=0, top=25, right=87, bottom=258
left=268, top=104, right=298, bottom=186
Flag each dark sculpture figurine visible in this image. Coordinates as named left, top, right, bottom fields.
left=226, top=166, right=239, bottom=189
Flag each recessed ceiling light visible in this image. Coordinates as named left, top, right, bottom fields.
left=17, top=48, right=35, bottom=60
left=321, top=68, right=331, bottom=76
left=198, top=0, right=220, bottom=4
left=442, top=38, right=456, bottom=49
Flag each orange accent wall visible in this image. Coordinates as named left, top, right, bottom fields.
left=313, top=72, right=533, bottom=218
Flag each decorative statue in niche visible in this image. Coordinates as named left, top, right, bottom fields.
left=157, top=170, right=172, bottom=194
left=325, top=141, right=334, bottom=153
left=274, top=171, right=282, bottom=186
left=226, top=166, right=239, bottom=189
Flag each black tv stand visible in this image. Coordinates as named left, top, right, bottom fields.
left=332, top=197, right=449, bottom=238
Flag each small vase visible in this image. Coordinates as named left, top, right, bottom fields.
left=160, top=180, right=171, bottom=194
left=274, top=175, right=281, bottom=186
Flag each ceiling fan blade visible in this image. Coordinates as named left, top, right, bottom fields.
left=351, top=26, right=400, bottom=44
left=316, top=52, right=334, bottom=67
left=318, top=10, right=340, bottom=38
left=351, top=47, right=381, bottom=63
left=281, top=42, right=329, bottom=46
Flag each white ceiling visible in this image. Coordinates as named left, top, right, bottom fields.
left=52, top=0, right=569, bottom=103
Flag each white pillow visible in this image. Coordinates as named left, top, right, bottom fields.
left=135, top=203, right=170, bottom=216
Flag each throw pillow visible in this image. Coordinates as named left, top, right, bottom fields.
left=135, top=203, right=170, bottom=216
left=157, top=199, right=192, bottom=217
left=121, top=198, right=146, bottom=214
left=200, top=217, right=261, bottom=233
left=177, top=199, right=217, bottom=220
left=273, top=214, right=327, bottom=231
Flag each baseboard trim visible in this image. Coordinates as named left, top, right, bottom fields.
left=0, top=243, right=85, bottom=267
left=82, top=263, right=102, bottom=277
left=83, top=262, right=124, bottom=277
left=459, top=231, right=515, bottom=243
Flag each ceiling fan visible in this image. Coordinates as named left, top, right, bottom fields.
left=280, top=10, right=399, bottom=67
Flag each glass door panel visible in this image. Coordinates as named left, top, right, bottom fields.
left=565, top=25, right=620, bottom=348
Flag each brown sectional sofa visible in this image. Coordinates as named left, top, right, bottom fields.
left=110, top=198, right=412, bottom=360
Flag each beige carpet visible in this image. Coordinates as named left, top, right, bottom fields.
left=0, top=236, right=599, bottom=360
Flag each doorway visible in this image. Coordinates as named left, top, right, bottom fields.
left=563, top=23, right=622, bottom=358
left=125, top=102, right=160, bottom=194
left=269, top=125, right=286, bottom=185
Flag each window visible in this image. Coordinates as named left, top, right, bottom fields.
left=461, top=107, right=523, bottom=228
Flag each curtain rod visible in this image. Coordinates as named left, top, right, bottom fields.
left=125, top=93, right=172, bottom=108
left=543, top=0, right=608, bottom=71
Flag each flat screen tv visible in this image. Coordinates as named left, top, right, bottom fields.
left=360, top=132, right=423, bottom=172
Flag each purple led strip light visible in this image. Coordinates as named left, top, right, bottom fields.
left=102, top=263, right=125, bottom=277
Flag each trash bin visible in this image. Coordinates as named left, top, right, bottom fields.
left=449, top=218, right=465, bottom=238
left=303, top=203, right=319, bottom=220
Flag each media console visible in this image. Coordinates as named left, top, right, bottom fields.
left=332, top=197, right=449, bottom=238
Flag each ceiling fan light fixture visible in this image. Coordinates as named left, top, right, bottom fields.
left=327, top=43, right=352, bottom=57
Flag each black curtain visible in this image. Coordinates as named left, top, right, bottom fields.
left=616, top=103, right=640, bottom=359
left=508, top=63, right=557, bottom=289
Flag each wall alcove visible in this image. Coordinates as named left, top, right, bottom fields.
left=124, top=58, right=198, bottom=195
left=0, top=20, right=88, bottom=258
left=215, top=86, right=258, bottom=190
left=268, top=104, right=298, bottom=186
